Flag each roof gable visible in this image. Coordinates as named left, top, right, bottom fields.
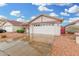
left=29, top=14, right=63, bottom=24
left=0, top=19, right=7, bottom=27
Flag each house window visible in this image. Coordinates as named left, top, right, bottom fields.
left=45, top=23, right=50, bottom=26
left=54, top=24, right=58, bottom=26
left=35, top=24, right=37, bottom=26
left=33, top=24, right=41, bottom=26
left=42, top=23, right=45, bottom=26
left=33, top=24, right=35, bottom=26
left=52, top=22, right=55, bottom=26
left=36, top=24, right=40, bottom=26
left=41, top=23, right=50, bottom=26
left=47, top=23, right=51, bottom=26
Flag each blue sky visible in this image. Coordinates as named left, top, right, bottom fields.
left=0, top=3, right=79, bottom=26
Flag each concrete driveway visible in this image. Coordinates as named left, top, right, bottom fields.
left=30, top=34, right=54, bottom=44
left=0, top=40, right=52, bottom=56
left=0, top=33, right=53, bottom=56
left=0, top=33, right=54, bottom=56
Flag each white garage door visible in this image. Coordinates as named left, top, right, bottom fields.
left=30, top=25, right=60, bottom=36
left=4, top=26, right=13, bottom=32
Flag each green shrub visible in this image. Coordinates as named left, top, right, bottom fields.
left=67, top=29, right=77, bottom=34
left=16, top=29, right=25, bottom=33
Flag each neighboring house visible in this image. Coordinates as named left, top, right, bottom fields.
left=28, top=14, right=63, bottom=36
left=2, top=20, right=27, bottom=32
left=65, top=20, right=79, bottom=33
left=0, top=18, right=7, bottom=28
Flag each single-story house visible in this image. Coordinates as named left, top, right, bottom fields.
left=2, top=20, right=27, bottom=32
left=28, top=14, right=63, bottom=36
left=65, top=20, right=79, bottom=34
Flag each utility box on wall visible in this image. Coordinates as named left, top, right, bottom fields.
left=61, top=27, right=65, bottom=34
left=75, top=32, right=79, bottom=44
left=76, top=36, right=79, bottom=44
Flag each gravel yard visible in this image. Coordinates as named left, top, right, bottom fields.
left=0, top=32, right=31, bottom=43
left=51, top=34, right=79, bottom=56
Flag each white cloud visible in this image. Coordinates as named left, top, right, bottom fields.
left=67, top=5, right=79, bottom=13
left=32, top=3, right=72, bottom=6
left=32, top=3, right=53, bottom=12
left=60, top=12, right=69, bottom=16
left=24, top=16, right=36, bottom=23
left=32, top=3, right=52, bottom=6
left=0, top=15, right=7, bottom=19
left=54, top=3, right=72, bottom=6
left=49, top=12, right=58, bottom=17
left=65, top=9, right=68, bottom=12
left=21, top=16, right=25, bottom=18
left=31, top=16, right=36, bottom=19
left=0, top=3, right=7, bottom=7
left=10, top=10, right=21, bottom=17
left=69, top=17, right=79, bottom=22
left=16, top=18, right=26, bottom=22
left=23, top=16, right=36, bottom=22
left=38, top=6, right=53, bottom=12
left=25, top=20, right=30, bottom=22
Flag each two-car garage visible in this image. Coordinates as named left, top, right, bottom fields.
left=29, top=15, right=63, bottom=36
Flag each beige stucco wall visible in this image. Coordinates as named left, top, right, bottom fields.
left=31, top=16, right=56, bottom=24
left=2, top=22, right=23, bottom=32
left=2, top=22, right=13, bottom=27
left=13, top=26, right=23, bottom=32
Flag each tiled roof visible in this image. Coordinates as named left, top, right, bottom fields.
left=65, top=20, right=79, bottom=27
left=7, top=20, right=27, bottom=26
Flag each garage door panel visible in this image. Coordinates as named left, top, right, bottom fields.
left=3, top=26, right=13, bottom=32
left=31, top=26, right=60, bottom=35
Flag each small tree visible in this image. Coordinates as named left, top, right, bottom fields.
left=16, top=28, right=25, bottom=33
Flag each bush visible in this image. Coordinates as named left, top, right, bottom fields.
left=67, top=30, right=76, bottom=34
left=16, top=29, right=25, bottom=33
